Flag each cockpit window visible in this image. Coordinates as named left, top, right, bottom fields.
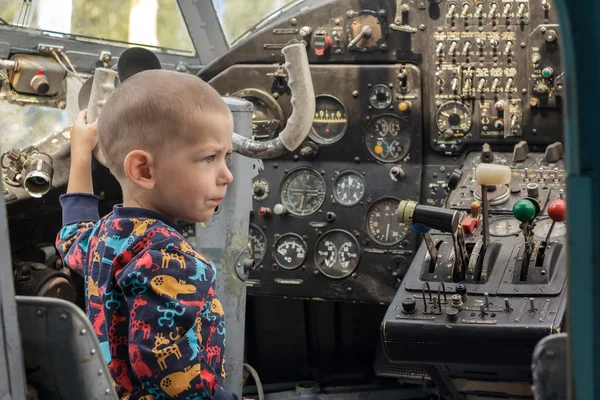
left=214, top=0, right=302, bottom=45
left=0, top=0, right=195, bottom=55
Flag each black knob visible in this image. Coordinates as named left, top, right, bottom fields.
left=253, top=184, right=266, bottom=197
left=326, top=212, right=336, bottom=222
left=401, top=297, right=416, bottom=314
left=455, top=283, right=467, bottom=301
left=448, top=169, right=463, bottom=190
left=446, top=307, right=459, bottom=322
left=481, top=143, right=494, bottom=163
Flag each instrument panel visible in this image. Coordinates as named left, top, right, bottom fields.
left=204, top=0, right=564, bottom=304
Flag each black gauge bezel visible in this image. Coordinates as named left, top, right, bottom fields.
left=273, top=233, right=308, bottom=270
left=363, top=113, right=411, bottom=163
left=363, top=196, right=409, bottom=246
left=280, top=167, right=327, bottom=217
left=308, top=94, right=349, bottom=145
left=332, top=170, right=366, bottom=207
left=249, top=223, right=268, bottom=266
left=313, top=229, right=361, bottom=279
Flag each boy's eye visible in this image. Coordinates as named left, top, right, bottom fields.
left=203, top=155, right=214, bottom=164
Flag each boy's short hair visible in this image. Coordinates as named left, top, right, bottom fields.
left=97, top=69, right=231, bottom=179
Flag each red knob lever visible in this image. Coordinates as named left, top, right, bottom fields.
left=547, top=199, right=566, bottom=222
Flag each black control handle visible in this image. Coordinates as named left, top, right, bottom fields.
left=397, top=200, right=460, bottom=233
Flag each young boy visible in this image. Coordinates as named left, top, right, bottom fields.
left=55, top=69, right=239, bottom=399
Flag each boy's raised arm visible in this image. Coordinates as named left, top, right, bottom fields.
left=55, top=110, right=100, bottom=274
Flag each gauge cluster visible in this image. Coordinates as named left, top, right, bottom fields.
left=203, top=0, right=565, bottom=304
left=209, top=63, right=422, bottom=303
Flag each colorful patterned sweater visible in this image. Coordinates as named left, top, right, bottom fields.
left=56, top=193, right=238, bottom=400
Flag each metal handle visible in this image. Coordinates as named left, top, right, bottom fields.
left=87, top=68, right=118, bottom=167
left=233, top=42, right=315, bottom=159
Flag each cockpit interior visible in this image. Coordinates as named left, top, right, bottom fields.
left=0, top=0, right=583, bottom=399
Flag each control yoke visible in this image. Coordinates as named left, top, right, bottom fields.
left=85, top=42, right=316, bottom=166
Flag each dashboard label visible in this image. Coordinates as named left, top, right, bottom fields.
left=310, top=222, right=327, bottom=228
left=461, top=319, right=498, bottom=325
left=246, top=280, right=261, bottom=288
left=273, top=28, right=299, bottom=35
left=274, top=278, right=304, bottom=285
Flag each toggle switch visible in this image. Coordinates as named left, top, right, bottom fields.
left=505, top=77, right=514, bottom=92
left=539, top=167, right=545, bottom=182
left=502, top=3, right=511, bottom=16
left=542, top=0, right=551, bottom=10
left=461, top=3, right=470, bottom=16
left=491, top=78, right=500, bottom=92
left=504, top=298, right=512, bottom=312
left=553, top=168, right=559, bottom=182
left=489, top=2, right=498, bottom=18
left=517, top=3, right=527, bottom=17
left=448, top=3, right=457, bottom=17
left=477, top=39, right=485, bottom=50
left=449, top=41, right=458, bottom=55
left=484, top=292, right=490, bottom=307
left=451, top=77, right=458, bottom=93
left=490, top=39, right=499, bottom=50
left=478, top=78, right=486, bottom=93
left=524, top=167, right=530, bottom=181
left=475, top=3, right=484, bottom=17
left=463, top=41, right=471, bottom=54
left=436, top=42, right=444, bottom=56
left=504, top=41, right=513, bottom=55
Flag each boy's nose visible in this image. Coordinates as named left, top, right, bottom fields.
left=220, top=164, right=234, bottom=185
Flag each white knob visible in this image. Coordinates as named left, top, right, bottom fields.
left=475, top=164, right=511, bottom=186
left=274, top=204, right=287, bottom=215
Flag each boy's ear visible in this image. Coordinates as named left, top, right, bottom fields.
left=123, top=150, right=155, bottom=190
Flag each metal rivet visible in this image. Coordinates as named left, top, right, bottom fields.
left=60, top=313, right=67, bottom=320
left=36, top=310, right=44, bottom=317
left=80, top=329, right=87, bottom=335
left=91, top=349, right=96, bottom=355
left=98, top=369, right=103, bottom=375
left=105, top=388, right=110, bottom=394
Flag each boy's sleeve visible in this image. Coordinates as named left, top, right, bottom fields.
left=55, top=193, right=100, bottom=274
left=119, top=247, right=237, bottom=399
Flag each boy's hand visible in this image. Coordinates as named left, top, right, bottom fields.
left=70, top=110, right=98, bottom=157
left=66, top=110, right=97, bottom=194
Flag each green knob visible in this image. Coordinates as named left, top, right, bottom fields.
left=513, top=199, right=537, bottom=222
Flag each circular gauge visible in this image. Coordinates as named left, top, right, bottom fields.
left=489, top=216, right=522, bottom=237
left=309, top=95, right=348, bottom=144
left=364, top=114, right=411, bottom=163
left=248, top=224, right=267, bottom=265
left=274, top=233, right=307, bottom=270
left=333, top=171, right=366, bottom=207
left=233, top=88, right=284, bottom=141
left=252, top=179, right=270, bottom=201
left=364, top=197, right=410, bottom=246
left=280, top=167, right=327, bottom=216
left=435, top=101, right=473, bottom=136
left=314, top=230, right=361, bottom=279
left=369, top=84, right=393, bottom=109
left=533, top=218, right=567, bottom=241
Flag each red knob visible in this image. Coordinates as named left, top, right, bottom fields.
left=547, top=199, right=566, bottom=222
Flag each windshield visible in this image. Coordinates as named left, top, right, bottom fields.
left=214, top=0, right=302, bottom=45
left=0, top=0, right=195, bottom=55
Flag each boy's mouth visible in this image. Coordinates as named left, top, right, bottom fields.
left=209, top=198, right=222, bottom=205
